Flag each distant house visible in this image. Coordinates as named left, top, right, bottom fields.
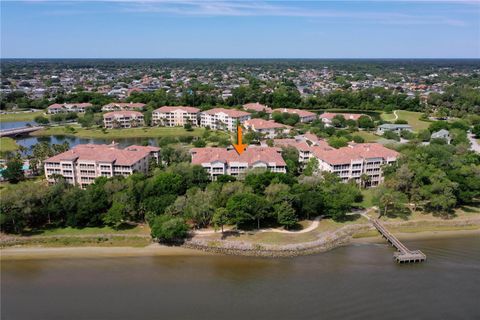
left=319, top=112, right=368, bottom=127
left=47, top=103, right=93, bottom=114
left=431, top=129, right=451, bottom=144
left=101, top=102, right=145, bottom=112
left=376, top=124, right=413, bottom=135
left=272, top=108, right=317, bottom=123
left=243, top=119, right=291, bottom=139
left=103, top=111, right=145, bottom=129
left=243, top=102, right=272, bottom=113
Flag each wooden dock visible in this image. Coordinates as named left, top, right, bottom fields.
left=372, top=218, right=426, bottom=264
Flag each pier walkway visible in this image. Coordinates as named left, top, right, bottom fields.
left=371, top=218, right=426, bottom=263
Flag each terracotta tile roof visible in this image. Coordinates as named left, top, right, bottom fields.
left=103, top=111, right=143, bottom=118
left=243, top=102, right=272, bottom=113
left=103, top=102, right=145, bottom=109
left=44, top=144, right=159, bottom=166
left=273, top=139, right=312, bottom=152
left=48, top=103, right=92, bottom=109
left=272, top=108, right=316, bottom=118
left=244, top=119, right=291, bottom=130
left=319, top=112, right=366, bottom=121
left=191, top=147, right=286, bottom=166
left=154, top=106, right=200, bottom=113
left=202, top=108, right=251, bottom=118
left=312, top=143, right=399, bottom=165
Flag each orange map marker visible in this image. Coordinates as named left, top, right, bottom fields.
left=233, top=124, right=247, bottom=155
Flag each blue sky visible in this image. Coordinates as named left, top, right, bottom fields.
left=1, top=1, right=479, bottom=58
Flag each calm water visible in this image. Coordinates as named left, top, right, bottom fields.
left=2, top=235, right=479, bottom=320
left=1, top=121, right=159, bottom=150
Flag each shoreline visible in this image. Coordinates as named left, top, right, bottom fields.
left=1, top=220, right=479, bottom=260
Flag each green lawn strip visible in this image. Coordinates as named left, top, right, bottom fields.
left=0, top=137, right=20, bottom=152
left=0, top=111, right=46, bottom=122
left=381, top=110, right=430, bottom=132
left=1, top=236, right=151, bottom=248
left=32, top=126, right=206, bottom=139
left=354, top=131, right=381, bottom=142
left=359, top=188, right=376, bottom=208
left=34, top=225, right=151, bottom=236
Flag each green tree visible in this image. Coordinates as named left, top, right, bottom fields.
left=274, top=201, right=298, bottom=229
left=226, top=193, right=268, bottom=229
left=150, top=215, right=189, bottom=242
left=373, top=186, right=408, bottom=218
left=2, top=159, right=24, bottom=183
left=212, top=207, right=230, bottom=232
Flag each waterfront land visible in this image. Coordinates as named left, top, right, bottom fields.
left=31, top=125, right=209, bottom=139
left=0, top=111, right=45, bottom=122
left=2, top=204, right=479, bottom=259
left=0, top=137, right=19, bottom=153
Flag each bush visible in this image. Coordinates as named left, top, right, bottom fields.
left=34, top=115, right=49, bottom=124
left=327, top=136, right=349, bottom=148
left=192, top=139, right=206, bottom=147
left=150, top=215, right=189, bottom=242
left=352, top=135, right=365, bottom=143
left=382, top=130, right=400, bottom=141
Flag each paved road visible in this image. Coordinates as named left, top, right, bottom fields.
left=468, top=133, right=480, bottom=153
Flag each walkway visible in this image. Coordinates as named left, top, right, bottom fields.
left=193, top=216, right=323, bottom=235
left=0, top=126, right=43, bottom=137
left=468, top=133, right=480, bottom=153
left=372, top=218, right=426, bottom=263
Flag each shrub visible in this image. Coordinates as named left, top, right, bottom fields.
left=150, top=215, right=189, bottom=242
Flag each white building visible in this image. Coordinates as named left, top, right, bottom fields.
left=152, top=106, right=200, bottom=127
left=200, top=108, right=251, bottom=131
left=44, top=143, right=159, bottom=189
left=311, top=143, right=399, bottom=186
left=272, top=108, right=317, bottom=123
left=103, top=111, right=145, bottom=129
left=47, top=103, right=93, bottom=114
left=101, top=102, right=145, bottom=112
left=243, top=118, right=291, bottom=139
left=191, top=147, right=286, bottom=180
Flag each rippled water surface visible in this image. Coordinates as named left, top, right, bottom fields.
left=2, top=235, right=479, bottom=320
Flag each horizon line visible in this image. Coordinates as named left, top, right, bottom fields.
left=2, top=57, right=480, bottom=60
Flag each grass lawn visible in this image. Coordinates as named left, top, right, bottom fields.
left=32, top=126, right=207, bottom=139
left=0, top=137, right=19, bottom=153
left=354, top=131, right=381, bottom=142
left=381, top=110, right=430, bottom=132
left=199, top=216, right=369, bottom=246
left=359, top=188, right=376, bottom=208
left=35, top=225, right=151, bottom=236
left=0, top=111, right=46, bottom=122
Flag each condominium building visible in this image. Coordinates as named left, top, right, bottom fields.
left=191, top=147, right=287, bottom=180
left=47, top=103, right=93, bottom=114
left=200, top=108, right=251, bottom=131
left=274, top=134, right=398, bottom=187
left=319, top=112, right=368, bottom=126
left=44, top=143, right=160, bottom=188
left=103, top=111, right=145, bottom=129
left=243, top=102, right=273, bottom=113
left=152, top=106, right=200, bottom=127
left=101, top=102, right=145, bottom=112
left=272, top=108, right=317, bottom=123
left=311, top=143, right=399, bottom=186
left=243, top=118, right=291, bottom=139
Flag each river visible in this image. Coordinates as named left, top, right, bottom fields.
left=2, top=235, right=479, bottom=320
left=1, top=121, right=159, bottom=150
